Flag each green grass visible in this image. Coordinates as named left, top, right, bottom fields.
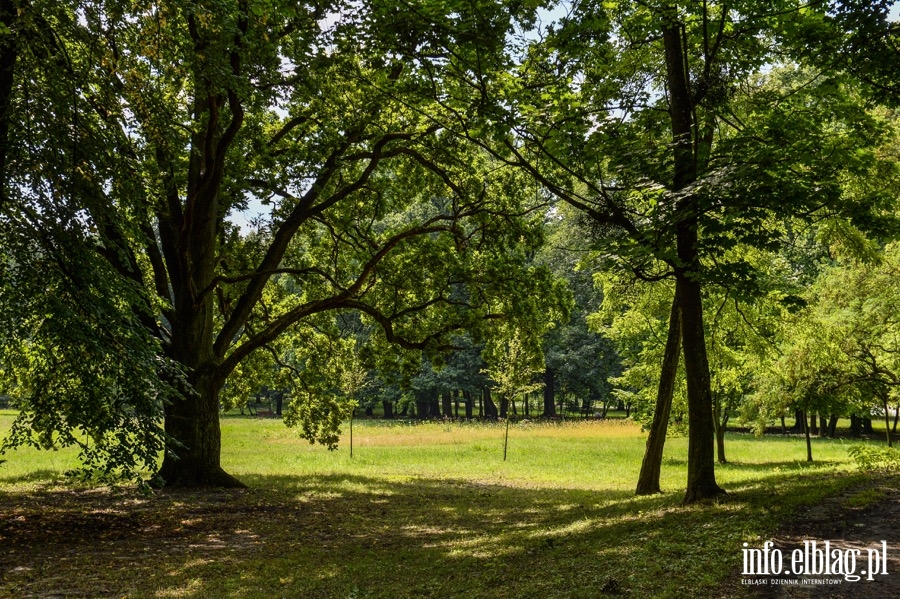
left=0, top=412, right=888, bottom=598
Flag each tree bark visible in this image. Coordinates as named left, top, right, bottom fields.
left=382, top=401, right=394, bottom=419
left=159, top=375, right=244, bottom=487
left=818, top=413, right=828, bottom=438
left=850, top=414, right=861, bottom=437
left=415, top=399, right=429, bottom=420
left=636, top=291, right=681, bottom=495
left=542, top=368, right=557, bottom=418
left=483, top=387, right=498, bottom=420
left=791, top=410, right=805, bottom=433
left=441, top=391, right=453, bottom=418
left=662, top=10, right=723, bottom=503
left=463, top=390, right=473, bottom=419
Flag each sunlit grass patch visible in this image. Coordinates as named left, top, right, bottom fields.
left=0, top=412, right=891, bottom=598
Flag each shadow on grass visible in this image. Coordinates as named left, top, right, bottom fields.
left=662, top=459, right=843, bottom=472
left=0, top=467, right=868, bottom=599
left=0, top=468, right=70, bottom=485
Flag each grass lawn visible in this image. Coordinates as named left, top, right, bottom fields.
left=0, top=412, right=886, bottom=598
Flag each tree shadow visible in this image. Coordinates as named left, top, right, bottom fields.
left=0, top=468, right=70, bottom=485
left=0, top=469, right=861, bottom=599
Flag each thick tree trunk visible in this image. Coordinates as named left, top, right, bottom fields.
left=500, top=397, right=509, bottom=419
left=636, top=292, right=681, bottom=495
left=791, top=410, right=805, bottom=433
left=818, top=413, right=828, bottom=438
left=483, top=387, right=498, bottom=420
left=382, top=401, right=394, bottom=419
left=850, top=414, right=861, bottom=437
left=441, top=392, right=453, bottom=418
left=863, top=417, right=875, bottom=434
left=463, top=390, right=473, bottom=419
left=415, top=399, right=429, bottom=420
left=159, top=376, right=244, bottom=487
left=429, top=396, right=440, bottom=419
left=882, top=396, right=892, bottom=447
left=809, top=413, right=819, bottom=436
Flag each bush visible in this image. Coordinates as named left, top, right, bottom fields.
left=848, top=445, right=900, bottom=472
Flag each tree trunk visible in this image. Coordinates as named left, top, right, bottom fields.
left=429, top=396, right=440, bottom=419
left=678, top=276, right=724, bottom=502
left=415, top=399, right=429, bottom=420
left=893, top=404, right=899, bottom=434
left=850, top=414, right=861, bottom=437
left=500, top=396, right=509, bottom=419
left=636, top=291, right=681, bottom=495
left=780, top=416, right=787, bottom=434
left=454, top=390, right=460, bottom=418
left=818, top=413, right=828, bottom=438
left=159, top=375, right=244, bottom=487
left=863, top=417, right=874, bottom=434
left=464, top=390, right=473, bottom=419
left=483, top=387, right=498, bottom=420
left=662, top=12, right=723, bottom=504
left=713, top=403, right=728, bottom=464
left=791, top=410, right=805, bottom=433
left=543, top=367, right=556, bottom=418
left=803, top=410, right=813, bottom=462
left=382, top=401, right=394, bottom=419
left=882, top=396, right=892, bottom=447
left=809, top=413, right=819, bottom=436
left=441, top=391, right=453, bottom=418
left=827, top=415, right=838, bottom=438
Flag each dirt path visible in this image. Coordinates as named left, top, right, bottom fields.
left=729, top=477, right=900, bottom=598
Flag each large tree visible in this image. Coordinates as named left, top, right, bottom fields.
left=0, top=0, right=564, bottom=486
left=432, top=0, right=899, bottom=501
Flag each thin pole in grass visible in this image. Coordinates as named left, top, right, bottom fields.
left=503, top=416, right=510, bottom=461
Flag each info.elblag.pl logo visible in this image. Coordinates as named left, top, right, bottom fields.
left=742, top=540, right=889, bottom=582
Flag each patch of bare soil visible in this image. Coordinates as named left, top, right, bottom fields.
left=724, top=476, right=900, bottom=598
